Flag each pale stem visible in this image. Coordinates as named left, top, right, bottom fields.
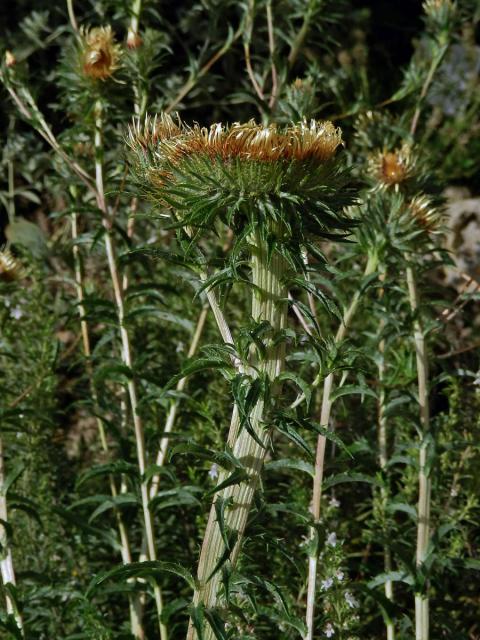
left=406, top=266, right=431, bottom=640
left=94, top=100, right=167, bottom=640
left=0, top=436, right=24, bottom=635
left=149, top=305, right=209, bottom=499
left=304, top=253, right=378, bottom=640
left=66, top=0, right=78, bottom=32
left=266, top=0, right=278, bottom=109
left=378, top=335, right=395, bottom=640
left=70, top=207, right=145, bottom=638
left=187, top=228, right=288, bottom=640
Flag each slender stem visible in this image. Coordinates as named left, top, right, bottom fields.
left=187, top=228, right=289, bottom=640
left=166, top=26, right=243, bottom=114
left=66, top=0, right=78, bottom=32
left=406, top=266, right=431, bottom=640
left=70, top=205, right=145, bottom=639
left=266, top=0, right=278, bottom=109
left=149, top=306, right=209, bottom=499
left=0, top=436, right=24, bottom=635
left=288, top=0, right=316, bottom=68
left=378, top=335, right=395, bottom=640
left=304, top=253, right=378, bottom=640
left=93, top=100, right=167, bottom=640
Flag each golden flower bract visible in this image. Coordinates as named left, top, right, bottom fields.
left=80, top=26, right=121, bottom=81
left=128, top=113, right=343, bottom=165
left=0, top=249, right=25, bottom=282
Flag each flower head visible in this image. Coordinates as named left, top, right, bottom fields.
left=369, top=144, right=415, bottom=188
left=324, top=622, right=335, bottom=637
left=0, top=249, right=25, bottom=282
left=408, top=194, right=443, bottom=232
left=129, top=114, right=343, bottom=165
left=80, top=26, right=121, bottom=81
left=345, top=591, right=359, bottom=609
left=321, top=577, right=334, bottom=591
left=128, top=114, right=356, bottom=247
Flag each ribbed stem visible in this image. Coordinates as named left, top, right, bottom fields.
left=304, top=252, right=378, bottom=640
left=94, top=100, right=166, bottom=640
left=187, top=228, right=288, bottom=640
left=406, top=266, right=431, bottom=640
left=378, top=336, right=395, bottom=640
left=0, top=436, right=24, bottom=635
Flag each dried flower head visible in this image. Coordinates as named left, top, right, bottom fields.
left=128, top=113, right=355, bottom=242
left=369, top=144, right=415, bottom=188
left=0, top=249, right=25, bottom=282
left=408, top=194, right=443, bottom=232
left=80, top=26, right=121, bottom=81
left=129, top=113, right=342, bottom=165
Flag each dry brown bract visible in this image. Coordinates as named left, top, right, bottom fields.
left=409, top=194, right=442, bottom=231
left=0, top=249, right=25, bottom=282
left=129, top=114, right=343, bottom=165
left=370, top=144, right=415, bottom=187
left=80, top=26, right=121, bottom=81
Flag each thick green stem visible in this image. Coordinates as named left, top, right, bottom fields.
left=187, top=228, right=288, bottom=640
left=406, top=266, right=431, bottom=640
left=94, top=100, right=166, bottom=640
left=304, top=252, right=378, bottom=640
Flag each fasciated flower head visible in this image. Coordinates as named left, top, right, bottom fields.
left=127, top=113, right=355, bottom=247
left=369, top=144, right=416, bottom=189
left=129, top=114, right=342, bottom=165
left=80, top=26, right=121, bottom=81
left=0, top=249, right=25, bottom=282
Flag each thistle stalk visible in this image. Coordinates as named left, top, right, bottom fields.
left=406, top=266, right=431, bottom=640
left=93, top=100, right=166, bottom=640
left=187, top=227, right=288, bottom=640
left=378, top=335, right=395, bottom=640
left=0, top=436, right=24, bottom=636
left=305, top=251, right=378, bottom=640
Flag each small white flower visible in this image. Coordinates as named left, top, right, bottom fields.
left=324, top=622, right=335, bottom=637
left=335, top=569, right=344, bottom=581
left=450, top=486, right=458, bottom=497
left=4, top=298, right=11, bottom=308
left=10, top=306, right=23, bottom=320
left=345, top=591, right=358, bottom=609
left=176, top=341, right=185, bottom=353
left=326, top=532, right=337, bottom=547
left=208, top=463, right=219, bottom=480
left=321, top=577, right=333, bottom=591
left=329, top=496, right=340, bottom=508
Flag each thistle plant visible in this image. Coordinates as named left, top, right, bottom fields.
left=128, top=114, right=356, bottom=638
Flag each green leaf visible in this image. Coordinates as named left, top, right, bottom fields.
left=330, top=384, right=377, bottom=402
left=265, top=458, right=314, bottom=477
left=87, top=561, right=196, bottom=597
left=323, top=472, right=380, bottom=490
